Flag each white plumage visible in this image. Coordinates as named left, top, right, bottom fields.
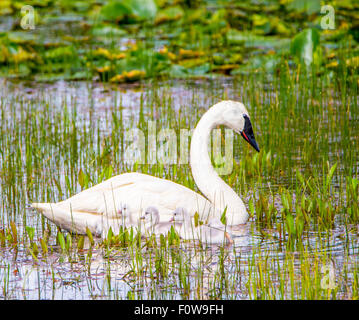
left=31, top=100, right=259, bottom=236
left=141, top=206, right=181, bottom=236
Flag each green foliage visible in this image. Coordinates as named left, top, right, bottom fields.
left=287, top=0, right=321, bottom=15
left=0, top=1, right=358, bottom=81
left=101, top=0, right=157, bottom=22
left=0, top=1, right=358, bottom=300
left=291, top=28, right=321, bottom=67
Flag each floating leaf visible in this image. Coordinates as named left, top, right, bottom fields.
left=45, top=46, right=76, bottom=61
left=179, top=48, right=205, bottom=59
left=100, top=1, right=131, bottom=22
left=212, top=64, right=239, bottom=74
left=226, top=29, right=290, bottom=50
left=155, top=6, right=184, bottom=25
left=93, top=47, right=126, bottom=61
left=91, top=25, right=127, bottom=37
left=101, top=0, right=157, bottom=22
left=231, top=54, right=282, bottom=75
left=251, top=14, right=271, bottom=35
left=287, top=0, right=321, bottom=15
left=110, top=69, right=146, bottom=83
left=125, top=0, right=157, bottom=20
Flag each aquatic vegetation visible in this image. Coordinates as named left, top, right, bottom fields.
left=0, top=0, right=358, bottom=301
left=0, top=0, right=358, bottom=81
left=0, top=63, right=358, bottom=298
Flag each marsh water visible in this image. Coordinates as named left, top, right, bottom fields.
left=0, top=77, right=358, bottom=300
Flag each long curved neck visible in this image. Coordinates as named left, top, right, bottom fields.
left=190, top=104, right=248, bottom=225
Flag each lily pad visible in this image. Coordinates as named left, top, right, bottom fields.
left=226, top=29, right=290, bottom=51
left=91, top=25, right=127, bottom=37
left=231, top=54, right=282, bottom=75
left=44, top=46, right=77, bottom=61
left=101, top=0, right=157, bottom=22
left=155, top=6, right=184, bottom=25
left=7, top=31, right=38, bottom=44
left=287, top=0, right=321, bottom=15
left=110, top=69, right=146, bottom=82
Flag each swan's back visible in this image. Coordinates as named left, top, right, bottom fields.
left=56, top=172, right=213, bottom=219
left=32, top=173, right=217, bottom=235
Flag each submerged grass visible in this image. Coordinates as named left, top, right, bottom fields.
left=0, top=57, right=358, bottom=299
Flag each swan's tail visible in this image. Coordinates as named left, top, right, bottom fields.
left=31, top=202, right=101, bottom=236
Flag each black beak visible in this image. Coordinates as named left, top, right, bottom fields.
left=241, top=115, right=260, bottom=152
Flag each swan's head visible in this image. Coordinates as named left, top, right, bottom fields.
left=141, top=206, right=160, bottom=225
left=219, top=100, right=260, bottom=152
left=170, top=207, right=190, bottom=223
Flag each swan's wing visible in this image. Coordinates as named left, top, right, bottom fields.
left=56, top=173, right=157, bottom=214
left=55, top=172, right=213, bottom=220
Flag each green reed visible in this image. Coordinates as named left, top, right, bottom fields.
left=0, top=49, right=358, bottom=299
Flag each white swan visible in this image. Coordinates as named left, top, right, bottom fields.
left=31, top=100, right=259, bottom=235
left=171, top=207, right=233, bottom=245
left=140, top=206, right=181, bottom=236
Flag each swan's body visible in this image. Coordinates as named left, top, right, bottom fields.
left=171, top=207, right=233, bottom=245
left=31, top=100, right=259, bottom=235
left=141, top=206, right=181, bottom=236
